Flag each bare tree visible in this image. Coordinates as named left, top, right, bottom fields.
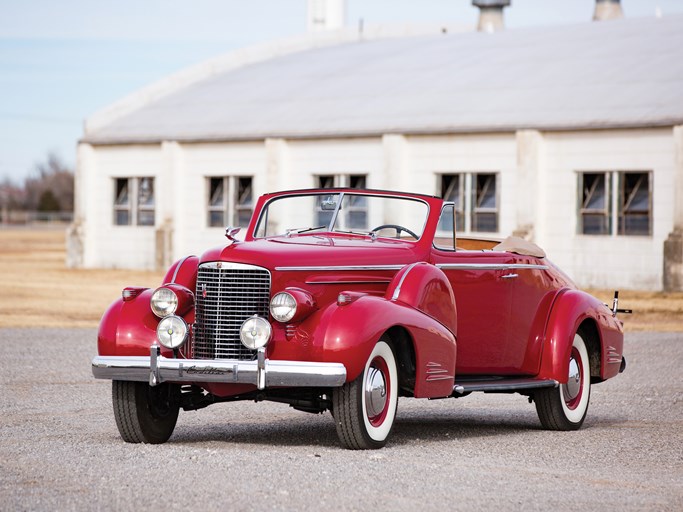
left=24, top=152, right=74, bottom=211
left=0, top=178, right=25, bottom=222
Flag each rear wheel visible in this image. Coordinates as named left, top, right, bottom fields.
left=333, top=338, right=398, bottom=449
left=535, top=331, right=591, bottom=430
left=112, top=381, right=180, bottom=444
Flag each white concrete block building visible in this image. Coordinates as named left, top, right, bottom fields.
left=70, top=4, right=683, bottom=291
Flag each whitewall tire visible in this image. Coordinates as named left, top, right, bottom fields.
left=333, top=337, right=399, bottom=449
left=535, top=331, right=591, bottom=431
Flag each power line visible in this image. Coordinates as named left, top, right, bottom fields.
left=0, top=112, right=81, bottom=124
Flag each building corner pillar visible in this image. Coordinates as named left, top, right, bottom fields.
left=664, top=125, right=683, bottom=291
left=382, top=134, right=408, bottom=193
left=66, top=142, right=94, bottom=268
left=514, top=130, right=543, bottom=241
left=156, top=141, right=182, bottom=271
left=265, top=138, right=289, bottom=191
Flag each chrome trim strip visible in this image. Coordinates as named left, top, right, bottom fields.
left=200, top=261, right=269, bottom=271
left=452, top=378, right=558, bottom=394
left=253, top=191, right=431, bottom=241
left=170, top=255, right=194, bottom=284
left=92, top=355, right=347, bottom=388
left=437, top=263, right=549, bottom=271
left=276, top=264, right=405, bottom=271
left=305, top=279, right=392, bottom=285
left=392, top=262, right=420, bottom=301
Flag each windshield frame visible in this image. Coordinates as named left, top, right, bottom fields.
left=252, top=191, right=431, bottom=242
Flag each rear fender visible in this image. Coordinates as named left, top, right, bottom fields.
left=539, top=289, right=624, bottom=382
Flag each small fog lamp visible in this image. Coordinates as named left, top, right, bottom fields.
left=240, top=316, right=272, bottom=350
left=156, top=315, right=188, bottom=349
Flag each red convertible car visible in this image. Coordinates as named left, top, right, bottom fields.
left=93, top=188, right=627, bottom=449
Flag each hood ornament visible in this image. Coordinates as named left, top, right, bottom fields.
left=225, top=226, right=241, bottom=242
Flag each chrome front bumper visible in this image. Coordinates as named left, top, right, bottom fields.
left=92, top=344, right=347, bottom=390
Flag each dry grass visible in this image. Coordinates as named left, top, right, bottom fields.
left=0, top=228, right=163, bottom=328
left=0, top=228, right=681, bottom=331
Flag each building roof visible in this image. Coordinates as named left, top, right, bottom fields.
left=83, top=14, right=683, bottom=144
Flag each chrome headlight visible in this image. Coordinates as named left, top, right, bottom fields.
left=270, top=292, right=297, bottom=322
left=151, top=287, right=178, bottom=318
left=156, top=315, right=188, bottom=349
left=240, top=315, right=272, bottom=350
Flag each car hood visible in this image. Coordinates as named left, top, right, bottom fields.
left=200, top=235, right=422, bottom=270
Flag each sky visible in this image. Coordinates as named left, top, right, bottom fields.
left=1, top=0, right=682, bottom=183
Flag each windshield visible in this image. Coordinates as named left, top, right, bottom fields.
left=254, top=192, right=429, bottom=241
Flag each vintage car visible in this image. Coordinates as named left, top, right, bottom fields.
left=92, top=188, right=627, bottom=449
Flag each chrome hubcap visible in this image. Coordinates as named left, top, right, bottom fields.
left=365, top=366, right=387, bottom=418
left=563, top=357, right=581, bottom=402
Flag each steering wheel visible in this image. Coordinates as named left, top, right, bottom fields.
left=370, top=224, right=419, bottom=240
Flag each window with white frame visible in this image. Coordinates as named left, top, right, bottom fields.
left=315, top=174, right=367, bottom=228
left=578, top=171, right=652, bottom=236
left=207, top=176, right=253, bottom=228
left=113, top=177, right=155, bottom=226
left=437, top=172, right=499, bottom=233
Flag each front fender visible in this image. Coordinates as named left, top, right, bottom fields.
left=306, top=295, right=456, bottom=398
left=538, top=289, right=624, bottom=383
left=98, top=289, right=158, bottom=356
left=162, top=255, right=198, bottom=289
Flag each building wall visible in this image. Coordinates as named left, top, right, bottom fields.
left=75, top=127, right=677, bottom=290
left=79, top=143, right=163, bottom=269
left=542, top=128, right=674, bottom=289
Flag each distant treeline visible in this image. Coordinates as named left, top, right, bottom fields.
left=1, top=153, right=74, bottom=216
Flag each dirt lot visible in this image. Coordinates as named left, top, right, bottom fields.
left=0, top=227, right=681, bottom=331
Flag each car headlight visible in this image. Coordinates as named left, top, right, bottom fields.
left=156, top=315, right=188, bottom=349
left=240, top=315, right=272, bottom=350
left=151, top=287, right=178, bottom=318
left=270, top=292, right=297, bottom=322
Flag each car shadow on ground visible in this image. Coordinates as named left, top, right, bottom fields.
left=168, top=409, right=546, bottom=448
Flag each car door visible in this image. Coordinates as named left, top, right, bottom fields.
left=432, top=248, right=518, bottom=374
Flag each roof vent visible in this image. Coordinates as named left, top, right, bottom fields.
left=308, top=0, right=346, bottom=32
left=472, top=0, right=511, bottom=33
left=593, top=0, right=624, bottom=21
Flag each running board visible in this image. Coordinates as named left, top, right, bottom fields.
left=453, top=378, right=558, bottom=395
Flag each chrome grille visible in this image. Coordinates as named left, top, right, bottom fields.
left=193, top=262, right=271, bottom=360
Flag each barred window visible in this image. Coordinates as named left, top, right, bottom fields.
left=578, top=171, right=651, bottom=236
left=315, top=174, right=367, bottom=228
left=439, top=174, right=464, bottom=232
left=472, top=173, right=498, bottom=233
left=436, top=172, right=499, bottom=234
left=579, top=173, right=610, bottom=235
left=113, top=177, right=155, bottom=226
left=114, top=178, right=131, bottom=226
left=619, top=172, right=651, bottom=236
left=207, top=176, right=253, bottom=228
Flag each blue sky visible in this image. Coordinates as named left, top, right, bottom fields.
left=1, top=0, right=682, bottom=182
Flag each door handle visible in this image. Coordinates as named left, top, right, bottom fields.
left=501, top=273, right=518, bottom=279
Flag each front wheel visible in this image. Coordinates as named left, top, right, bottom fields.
left=112, top=381, right=180, bottom=444
left=534, top=331, right=591, bottom=430
left=332, top=338, right=399, bottom=449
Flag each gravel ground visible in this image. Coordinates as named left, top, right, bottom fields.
left=0, top=329, right=681, bottom=511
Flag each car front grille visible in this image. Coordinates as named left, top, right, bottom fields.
left=193, top=262, right=271, bottom=360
